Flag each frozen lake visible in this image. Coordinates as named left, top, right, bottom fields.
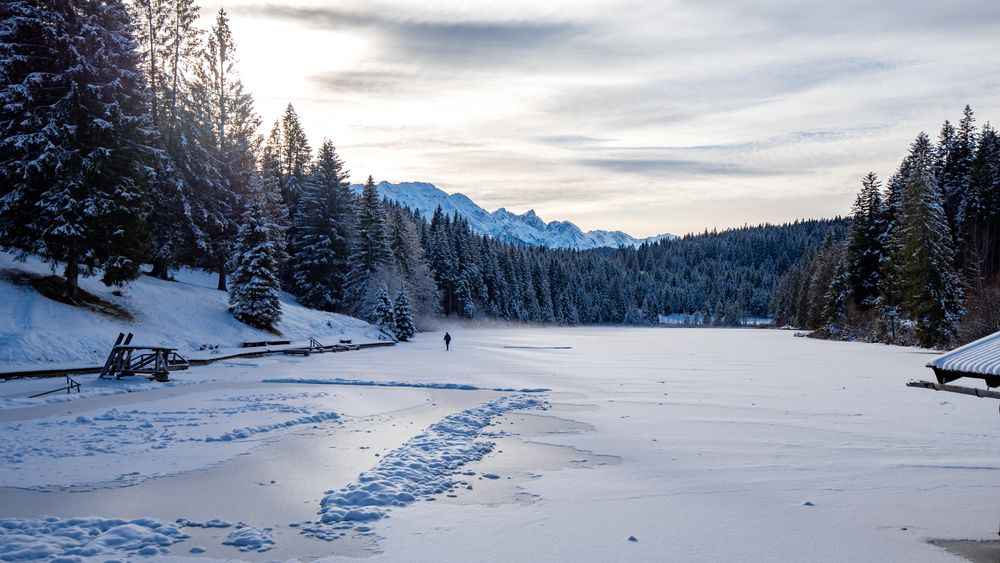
left=1, top=327, right=997, bottom=561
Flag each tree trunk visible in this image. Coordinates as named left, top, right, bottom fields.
left=217, top=258, right=227, bottom=291
left=65, top=245, right=80, bottom=303
left=150, top=256, right=169, bottom=280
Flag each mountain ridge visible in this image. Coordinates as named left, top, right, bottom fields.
left=350, top=181, right=674, bottom=250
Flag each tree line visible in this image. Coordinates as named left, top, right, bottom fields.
left=772, top=106, right=1000, bottom=348
left=0, top=0, right=835, bottom=334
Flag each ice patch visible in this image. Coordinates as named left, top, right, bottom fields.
left=263, top=377, right=549, bottom=393
left=0, top=516, right=188, bottom=560
left=302, top=394, right=545, bottom=541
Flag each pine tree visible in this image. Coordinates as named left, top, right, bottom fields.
left=962, top=124, right=1000, bottom=280
left=279, top=103, right=311, bottom=209
left=0, top=0, right=156, bottom=300
left=228, top=178, right=285, bottom=330
left=387, top=205, right=439, bottom=318
left=347, top=176, right=392, bottom=314
left=132, top=0, right=203, bottom=279
left=187, top=9, right=261, bottom=290
left=845, top=172, right=887, bottom=309
left=892, top=133, right=964, bottom=348
left=372, top=285, right=395, bottom=334
left=393, top=291, right=416, bottom=341
left=260, top=120, right=283, bottom=187
left=289, top=140, right=351, bottom=310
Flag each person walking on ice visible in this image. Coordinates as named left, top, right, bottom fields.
left=444, top=332, right=452, bottom=351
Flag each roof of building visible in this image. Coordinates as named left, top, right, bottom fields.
left=927, top=330, right=1000, bottom=380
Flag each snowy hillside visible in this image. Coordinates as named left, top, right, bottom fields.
left=352, top=181, right=674, bottom=250
left=0, top=252, right=374, bottom=370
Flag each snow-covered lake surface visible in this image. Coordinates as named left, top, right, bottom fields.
left=1, top=327, right=996, bottom=561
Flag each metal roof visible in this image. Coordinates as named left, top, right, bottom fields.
left=927, top=330, right=1000, bottom=378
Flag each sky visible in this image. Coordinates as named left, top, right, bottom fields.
left=202, top=0, right=1000, bottom=237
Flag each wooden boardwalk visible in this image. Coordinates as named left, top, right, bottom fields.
left=0, top=339, right=395, bottom=380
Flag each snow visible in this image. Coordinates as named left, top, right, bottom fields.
left=223, top=526, right=275, bottom=552
left=1, top=327, right=997, bottom=561
left=0, top=516, right=188, bottom=560
left=352, top=181, right=674, bottom=250
left=0, top=251, right=371, bottom=370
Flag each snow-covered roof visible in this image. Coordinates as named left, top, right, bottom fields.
left=927, top=330, right=1000, bottom=380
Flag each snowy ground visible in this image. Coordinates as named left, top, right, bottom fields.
left=1, top=327, right=997, bottom=561
left=0, top=251, right=375, bottom=371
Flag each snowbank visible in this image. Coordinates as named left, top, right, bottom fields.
left=0, top=516, right=188, bottom=560
left=0, top=251, right=370, bottom=369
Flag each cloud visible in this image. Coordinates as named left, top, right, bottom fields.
left=578, top=157, right=789, bottom=176
left=241, top=4, right=584, bottom=68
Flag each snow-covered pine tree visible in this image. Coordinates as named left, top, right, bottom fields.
left=393, top=290, right=416, bottom=341
left=346, top=176, right=392, bottom=315
left=387, top=205, right=439, bottom=319
left=187, top=9, right=261, bottom=290
left=261, top=121, right=283, bottom=186
left=279, top=103, right=311, bottom=210
left=0, top=0, right=156, bottom=300
left=892, top=133, right=964, bottom=348
left=845, top=172, right=887, bottom=309
left=372, top=285, right=395, bottom=335
left=228, top=177, right=285, bottom=330
left=289, top=140, right=351, bottom=310
left=961, top=124, right=1000, bottom=281
left=131, top=0, right=203, bottom=279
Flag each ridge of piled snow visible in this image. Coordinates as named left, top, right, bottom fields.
left=0, top=251, right=371, bottom=370
left=223, top=526, right=275, bottom=553
left=301, top=394, right=546, bottom=541
left=351, top=181, right=674, bottom=250
left=0, top=516, right=188, bottom=560
left=262, top=377, right=549, bottom=393
left=204, top=411, right=340, bottom=442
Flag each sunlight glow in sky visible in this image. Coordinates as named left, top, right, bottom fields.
left=203, top=0, right=1000, bottom=236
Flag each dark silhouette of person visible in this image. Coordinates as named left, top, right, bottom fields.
left=444, top=332, right=452, bottom=351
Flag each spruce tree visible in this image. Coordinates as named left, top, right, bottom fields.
left=347, top=176, right=392, bottom=314
left=387, top=205, right=439, bottom=318
left=892, top=133, right=964, bottom=348
left=962, top=124, right=1000, bottom=280
left=289, top=140, right=351, bottom=310
left=845, top=172, right=887, bottom=309
left=393, top=291, right=417, bottom=341
left=372, top=285, right=395, bottom=334
left=280, top=103, right=311, bottom=209
left=0, top=0, right=155, bottom=300
left=228, top=178, right=285, bottom=330
left=132, top=0, right=203, bottom=279
left=187, top=9, right=261, bottom=290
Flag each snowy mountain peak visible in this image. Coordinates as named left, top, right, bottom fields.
left=350, top=181, right=674, bottom=250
